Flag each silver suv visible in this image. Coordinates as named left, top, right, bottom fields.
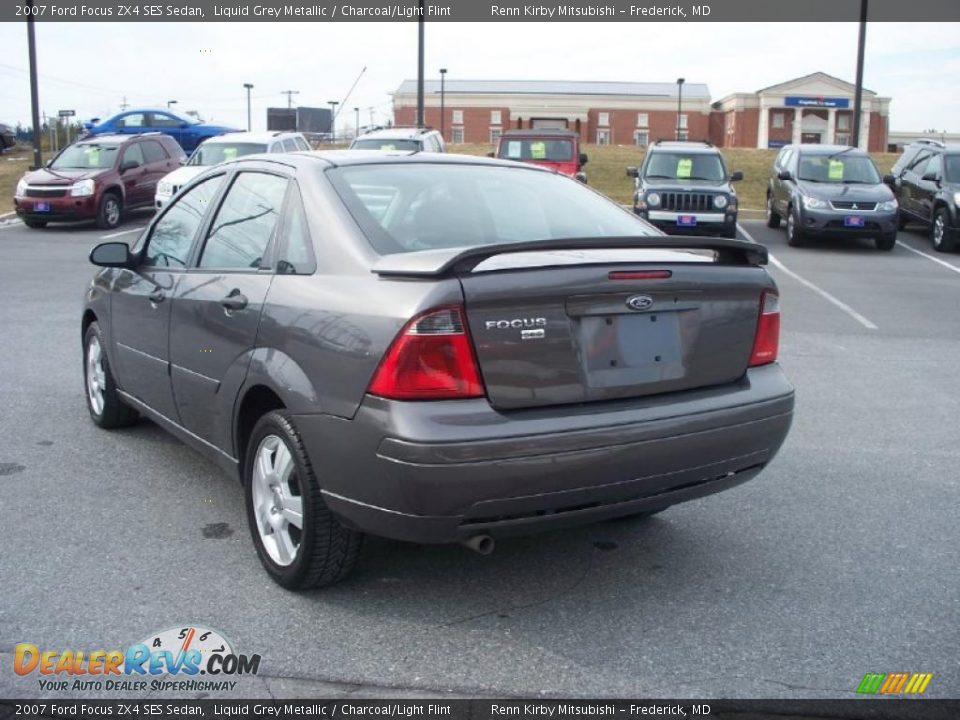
left=350, top=126, right=445, bottom=153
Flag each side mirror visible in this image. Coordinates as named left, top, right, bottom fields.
left=626, top=166, right=639, bottom=178
left=730, top=170, right=744, bottom=182
left=89, top=242, right=133, bottom=268
left=574, top=171, right=588, bottom=184
left=486, top=151, right=495, bottom=158
left=882, top=173, right=896, bottom=186
left=83, top=121, right=94, bottom=130
left=579, top=152, right=589, bottom=167
left=777, top=169, right=793, bottom=181
left=922, top=171, right=940, bottom=183
left=120, top=160, right=141, bottom=172
left=180, top=123, right=189, bottom=129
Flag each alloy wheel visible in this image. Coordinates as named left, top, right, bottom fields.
left=933, top=215, right=944, bottom=249
left=105, top=197, right=120, bottom=227
left=251, top=434, right=304, bottom=567
left=85, top=336, right=106, bottom=416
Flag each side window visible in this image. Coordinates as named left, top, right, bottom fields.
left=295, top=137, right=310, bottom=151
left=141, top=140, right=168, bottom=164
left=122, top=143, right=145, bottom=166
left=144, top=175, right=225, bottom=268
left=922, top=154, right=942, bottom=179
left=907, top=152, right=931, bottom=174
left=277, top=186, right=317, bottom=275
left=115, top=113, right=145, bottom=129
left=150, top=113, right=182, bottom=128
left=199, top=172, right=288, bottom=270
left=778, top=149, right=793, bottom=171
left=281, top=138, right=297, bottom=152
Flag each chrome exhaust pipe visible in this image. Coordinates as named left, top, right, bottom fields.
left=461, top=534, right=495, bottom=555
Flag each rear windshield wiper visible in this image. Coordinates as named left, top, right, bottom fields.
left=828, top=147, right=857, bottom=160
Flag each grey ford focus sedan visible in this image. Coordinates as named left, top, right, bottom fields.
left=82, top=151, right=794, bottom=589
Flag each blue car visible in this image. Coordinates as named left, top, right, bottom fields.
left=82, top=108, right=237, bottom=153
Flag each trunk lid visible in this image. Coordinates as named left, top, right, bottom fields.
left=372, top=238, right=772, bottom=411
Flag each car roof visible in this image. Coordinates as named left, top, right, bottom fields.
left=214, top=150, right=552, bottom=172
left=75, top=134, right=142, bottom=144
left=784, top=144, right=868, bottom=156
left=501, top=128, right=579, bottom=138
left=355, top=127, right=437, bottom=140
left=648, top=141, right=718, bottom=154
left=202, top=131, right=302, bottom=144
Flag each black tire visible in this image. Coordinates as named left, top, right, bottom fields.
left=244, top=410, right=363, bottom=590
left=23, top=218, right=47, bottom=229
left=605, top=507, right=667, bottom=523
left=875, top=234, right=896, bottom=251
left=765, top=193, right=781, bottom=228
left=722, top=224, right=738, bottom=239
left=786, top=206, right=805, bottom=247
left=83, top=322, right=138, bottom=429
left=931, top=207, right=957, bottom=253
left=96, top=192, right=122, bottom=230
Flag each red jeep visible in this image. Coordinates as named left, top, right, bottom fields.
left=494, top=128, right=588, bottom=183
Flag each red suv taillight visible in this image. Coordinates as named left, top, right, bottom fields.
left=367, top=306, right=485, bottom=400
left=749, top=290, right=780, bottom=367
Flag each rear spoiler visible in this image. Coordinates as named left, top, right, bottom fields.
left=371, top=236, right=768, bottom=277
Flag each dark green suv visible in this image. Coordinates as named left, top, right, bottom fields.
left=889, top=139, right=960, bottom=252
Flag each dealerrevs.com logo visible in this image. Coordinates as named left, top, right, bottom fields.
left=14, top=625, right=261, bottom=693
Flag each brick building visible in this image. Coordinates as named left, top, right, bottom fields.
left=392, top=72, right=891, bottom=152
left=393, top=79, right=713, bottom=146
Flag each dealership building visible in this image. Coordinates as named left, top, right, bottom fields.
left=392, top=72, right=891, bottom=152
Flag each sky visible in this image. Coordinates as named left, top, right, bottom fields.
left=1, top=21, right=958, bottom=134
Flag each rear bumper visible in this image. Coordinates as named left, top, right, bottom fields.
left=294, top=364, right=794, bottom=544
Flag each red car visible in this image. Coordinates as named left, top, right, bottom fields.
left=14, top=132, right=185, bottom=229
left=494, top=128, right=589, bottom=182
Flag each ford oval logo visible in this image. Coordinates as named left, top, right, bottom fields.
left=626, top=294, right=654, bottom=311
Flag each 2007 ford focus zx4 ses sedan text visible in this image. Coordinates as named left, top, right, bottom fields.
left=81, top=151, right=794, bottom=589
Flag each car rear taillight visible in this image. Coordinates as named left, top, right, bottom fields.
left=749, top=290, right=780, bottom=367
left=367, top=306, right=485, bottom=400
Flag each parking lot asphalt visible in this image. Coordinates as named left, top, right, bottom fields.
left=0, top=213, right=957, bottom=700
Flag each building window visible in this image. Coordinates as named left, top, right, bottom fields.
left=598, top=112, right=610, bottom=127
left=838, top=114, right=850, bottom=130
left=451, top=110, right=463, bottom=125
left=596, top=129, right=611, bottom=145
left=677, top=130, right=689, bottom=141
left=678, top=114, right=688, bottom=130
left=634, top=130, right=649, bottom=146
left=636, top=113, right=648, bottom=128
left=451, top=127, right=464, bottom=144
left=489, top=127, right=501, bottom=144
left=772, top=112, right=785, bottom=129
left=490, top=110, right=501, bottom=125
left=836, top=133, right=851, bottom=145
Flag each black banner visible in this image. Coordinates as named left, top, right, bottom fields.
left=2, top=700, right=960, bottom=720
left=3, top=0, right=960, bottom=22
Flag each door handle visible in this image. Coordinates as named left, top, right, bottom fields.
left=220, top=290, right=248, bottom=312
left=148, top=288, right=165, bottom=304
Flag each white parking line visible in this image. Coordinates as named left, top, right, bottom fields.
left=738, top=223, right=879, bottom=330
left=0, top=221, right=23, bottom=230
left=100, top=227, right=145, bottom=239
left=895, top=240, right=960, bottom=276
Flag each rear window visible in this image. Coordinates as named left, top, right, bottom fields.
left=944, top=155, right=960, bottom=183
left=498, top=138, right=573, bottom=162
left=328, top=163, right=656, bottom=255
left=351, top=138, right=421, bottom=151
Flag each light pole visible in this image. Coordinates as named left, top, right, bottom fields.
left=439, top=68, right=447, bottom=139
left=26, top=0, right=42, bottom=168
left=243, top=83, right=253, bottom=131
left=851, top=0, right=867, bottom=148
left=676, top=78, right=685, bottom=141
left=167, top=100, right=177, bottom=109
left=354, top=107, right=360, bottom=139
left=328, top=101, right=339, bottom=143
left=416, top=2, right=425, bottom=127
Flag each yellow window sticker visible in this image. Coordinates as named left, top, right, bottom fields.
left=677, top=158, right=692, bottom=178
left=221, top=147, right=238, bottom=161
left=530, top=141, right=546, bottom=159
left=828, top=160, right=844, bottom=181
